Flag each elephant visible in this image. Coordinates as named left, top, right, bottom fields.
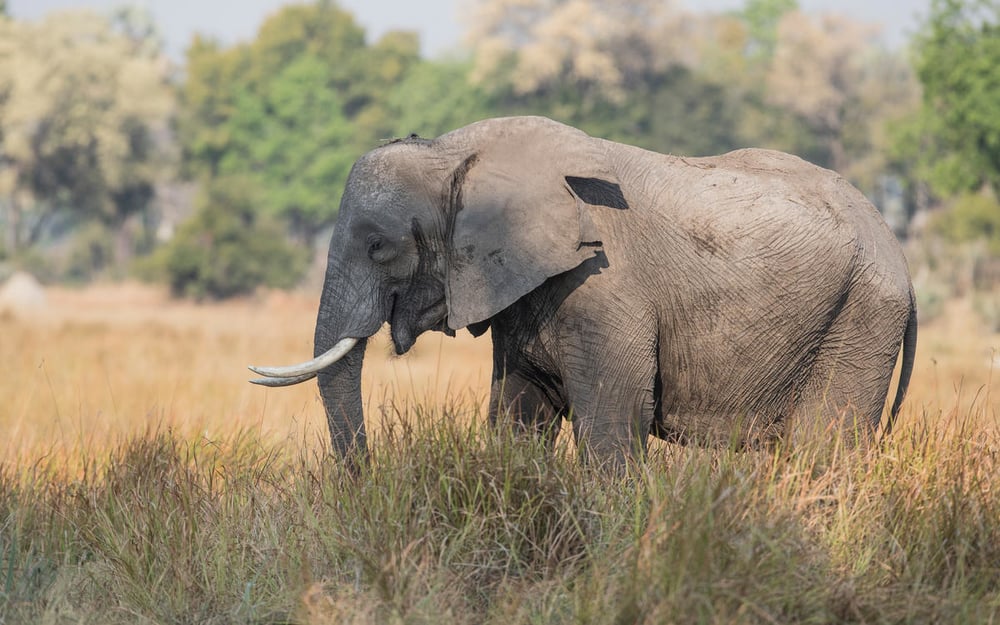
left=250, top=116, right=917, bottom=468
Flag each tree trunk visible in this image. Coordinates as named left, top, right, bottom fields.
left=4, top=198, right=19, bottom=256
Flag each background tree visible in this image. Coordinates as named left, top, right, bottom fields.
left=894, top=0, right=1000, bottom=303
left=905, top=0, right=1000, bottom=197
left=179, top=3, right=422, bottom=245
left=463, top=0, right=747, bottom=156
left=765, top=11, right=918, bottom=184
left=0, top=9, right=174, bottom=271
left=464, top=0, right=698, bottom=102
left=145, top=176, right=308, bottom=299
left=739, top=0, right=798, bottom=60
left=385, top=59, right=492, bottom=138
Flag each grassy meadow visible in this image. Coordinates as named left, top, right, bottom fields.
left=2, top=283, right=1000, bottom=623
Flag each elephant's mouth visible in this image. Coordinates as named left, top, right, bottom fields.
left=421, top=299, right=451, bottom=329
left=389, top=295, right=451, bottom=354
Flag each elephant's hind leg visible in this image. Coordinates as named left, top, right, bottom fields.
left=789, top=294, right=909, bottom=445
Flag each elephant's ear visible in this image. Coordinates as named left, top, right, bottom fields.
left=444, top=125, right=626, bottom=330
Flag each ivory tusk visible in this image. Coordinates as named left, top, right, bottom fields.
left=249, top=372, right=317, bottom=387
left=248, top=337, right=359, bottom=378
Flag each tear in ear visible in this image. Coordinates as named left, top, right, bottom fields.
left=565, top=176, right=630, bottom=210
left=467, top=319, right=491, bottom=337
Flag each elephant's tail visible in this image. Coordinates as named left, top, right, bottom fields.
left=885, top=287, right=918, bottom=437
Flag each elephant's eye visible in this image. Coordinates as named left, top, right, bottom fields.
left=366, top=234, right=383, bottom=258
left=367, top=233, right=396, bottom=263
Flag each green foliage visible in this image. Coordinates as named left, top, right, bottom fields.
left=485, top=64, right=744, bottom=157
left=147, top=178, right=308, bottom=299
left=929, top=193, right=1000, bottom=254
left=63, top=223, right=115, bottom=284
left=739, top=0, right=799, bottom=60
left=909, top=0, right=1000, bottom=196
left=622, top=68, right=745, bottom=156
left=386, top=60, right=492, bottom=138
left=180, top=4, right=424, bottom=240
left=3, top=411, right=1000, bottom=622
left=219, top=55, right=357, bottom=230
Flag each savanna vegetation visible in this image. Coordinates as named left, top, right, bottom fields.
left=0, top=0, right=996, bottom=304
left=3, top=0, right=1000, bottom=622
left=1, top=285, right=999, bottom=622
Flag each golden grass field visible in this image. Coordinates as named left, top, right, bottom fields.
left=3, top=281, right=998, bottom=463
left=2, top=283, right=495, bottom=463
left=5, top=281, right=1000, bottom=623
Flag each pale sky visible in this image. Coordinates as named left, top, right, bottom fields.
left=10, top=0, right=928, bottom=60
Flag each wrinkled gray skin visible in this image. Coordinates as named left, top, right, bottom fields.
left=263, top=116, right=917, bottom=469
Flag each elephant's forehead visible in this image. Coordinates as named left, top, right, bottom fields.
left=355, top=185, right=401, bottom=210
left=344, top=167, right=438, bottom=221
left=341, top=173, right=404, bottom=214
left=339, top=183, right=417, bottom=235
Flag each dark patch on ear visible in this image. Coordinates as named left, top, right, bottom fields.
left=447, top=154, right=479, bottom=215
left=565, top=176, right=629, bottom=210
left=445, top=153, right=480, bottom=255
left=411, top=217, right=435, bottom=270
left=467, top=319, right=490, bottom=337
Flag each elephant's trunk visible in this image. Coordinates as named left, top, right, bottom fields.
left=311, top=254, right=385, bottom=466
left=315, top=335, right=368, bottom=464
left=250, top=221, right=385, bottom=466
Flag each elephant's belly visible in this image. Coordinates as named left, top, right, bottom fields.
left=654, top=352, right=812, bottom=446
left=652, top=405, right=785, bottom=447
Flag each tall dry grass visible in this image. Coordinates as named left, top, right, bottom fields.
left=2, top=282, right=1000, bottom=623
left=4, top=282, right=997, bottom=460
left=1, top=283, right=492, bottom=464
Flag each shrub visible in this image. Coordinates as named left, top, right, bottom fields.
left=912, top=269, right=948, bottom=324
left=144, top=177, right=309, bottom=299
left=929, top=193, right=1000, bottom=256
left=973, top=289, right=1000, bottom=332
left=63, top=222, right=115, bottom=283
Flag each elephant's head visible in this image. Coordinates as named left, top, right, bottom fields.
left=249, top=116, right=627, bottom=463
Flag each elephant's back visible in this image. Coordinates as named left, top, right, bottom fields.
left=665, top=147, right=880, bottom=231
left=588, top=141, right=914, bottom=446
left=599, top=140, right=913, bottom=311
left=614, top=144, right=908, bottom=278
left=672, top=148, right=899, bottom=250
left=704, top=148, right=912, bottom=295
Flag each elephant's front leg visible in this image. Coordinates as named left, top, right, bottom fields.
left=560, top=329, right=658, bottom=470
left=488, top=367, right=564, bottom=450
